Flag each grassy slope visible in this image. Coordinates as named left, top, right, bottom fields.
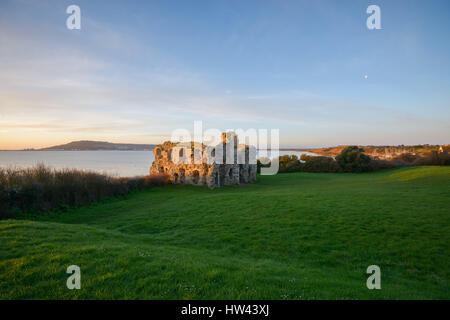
left=0, top=166, right=449, bottom=299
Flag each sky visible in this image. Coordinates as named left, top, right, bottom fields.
left=0, top=0, right=449, bottom=149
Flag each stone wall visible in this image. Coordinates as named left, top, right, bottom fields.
left=150, top=132, right=257, bottom=188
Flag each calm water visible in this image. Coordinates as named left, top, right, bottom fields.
left=0, top=150, right=314, bottom=177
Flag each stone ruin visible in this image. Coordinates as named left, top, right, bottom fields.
left=150, top=132, right=257, bottom=188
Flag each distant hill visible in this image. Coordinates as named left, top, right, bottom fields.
left=39, top=140, right=156, bottom=151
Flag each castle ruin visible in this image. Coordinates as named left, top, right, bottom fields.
left=150, top=132, right=257, bottom=188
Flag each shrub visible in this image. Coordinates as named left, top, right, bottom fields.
left=285, top=160, right=303, bottom=173
left=392, top=153, right=419, bottom=163
left=370, top=159, right=411, bottom=170
left=336, top=146, right=372, bottom=172
left=279, top=155, right=301, bottom=173
left=412, top=151, right=450, bottom=166
left=0, top=164, right=168, bottom=219
left=302, top=156, right=342, bottom=173
left=300, top=154, right=316, bottom=162
left=258, top=155, right=304, bottom=173
left=145, top=174, right=169, bottom=186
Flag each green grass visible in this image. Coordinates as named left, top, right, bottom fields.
left=1, top=166, right=449, bottom=299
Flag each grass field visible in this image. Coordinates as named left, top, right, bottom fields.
left=0, top=166, right=449, bottom=299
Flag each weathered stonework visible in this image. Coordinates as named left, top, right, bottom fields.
left=150, top=132, right=257, bottom=188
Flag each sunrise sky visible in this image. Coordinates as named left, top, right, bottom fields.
left=1, top=0, right=449, bottom=149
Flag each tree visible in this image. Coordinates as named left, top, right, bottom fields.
left=278, top=155, right=301, bottom=173
left=336, top=146, right=372, bottom=172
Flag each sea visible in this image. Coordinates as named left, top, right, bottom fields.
left=0, top=150, right=315, bottom=177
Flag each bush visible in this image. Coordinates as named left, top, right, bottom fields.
left=259, top=148, right=450, bottom=177
left=392, top=153, right=419, bottom=163
left=279, top=155, right=301, bottom=173
left=279, top=154, right=342, bottom=173
left=300, top=154, right=316, bottom=162
left=302, top=156, right=342, bottom=173
left=145, top=174, right=170, bottom=186
left=336, top=146, right=372, bottom=172
left=370, top=159, right=411, bottom=170
left=285, top=160, right=303, bottom=173
left=0, top=164, right=168, bottom=219
left=412, top=151, right=450, bottom=166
